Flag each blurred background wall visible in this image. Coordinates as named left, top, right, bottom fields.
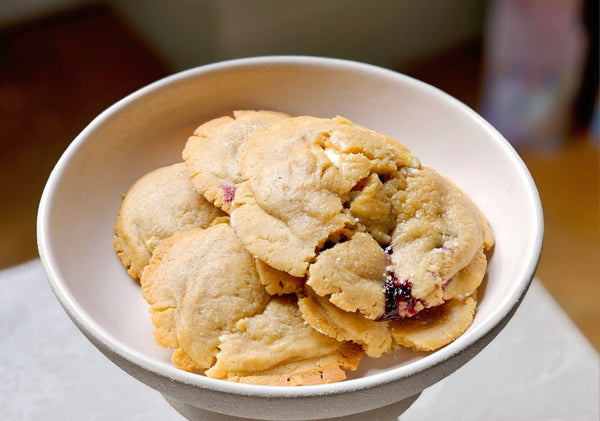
left=1, top=0, right=598, bottom=349
left=111, top=0, right=487, bottom=70
left=1, top=0, right=488, bottom=70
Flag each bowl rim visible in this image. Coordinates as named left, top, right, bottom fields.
left=37, top=55, right=543, bottom=399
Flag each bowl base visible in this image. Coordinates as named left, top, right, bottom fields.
left=163, top=392, right=421, bottom=421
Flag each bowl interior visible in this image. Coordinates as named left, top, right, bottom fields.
left=38, top=57, right=542, bottom=391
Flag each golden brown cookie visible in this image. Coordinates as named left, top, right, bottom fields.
left=381, top=167, right=494, bottom=320
left=300, top=251, right=486, bottom=356
left=140, top=224, right=270, bottom=372
left=113, top=163, right=226, bottom=279
left=183, top=110, right=290, bottom=213
left=441, top=249, right=488, bottom=301
left=232, top=115, right=419, bottom=279
left=233, top=115, right=493, bottom=324
left=306, top=232, right=386, bottom=320
left=389, top=293, right=478, bottom=352
left=254, top=259, right=304, bottom=296
left=121, top=110, right=496, bottom=383
left=205, top=296, right=364, bottom=385
left=298, top=287, right=392, bottom=358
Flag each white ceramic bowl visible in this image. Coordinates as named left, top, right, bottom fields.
left=37, top=56, right=543, bottom=420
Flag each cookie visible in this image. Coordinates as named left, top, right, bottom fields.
left=389, top=293, right=478, bottom=352
left=255, top=259, right=304, bottom=296
left=118, top=110, right=496, bottom=383
left=183, top=110, right=291, bottom=213
left=300, top=251, right=486, bottom=355
left=306, top=232, right=386, bottom=320
left=233, top=115, right=492, bottom=323
left=113, top=163, right=226, bottom=279
left=381, top=167, right=494, bottom=320
left=298, top=287, right=392, bottom=358
left=232, top=115, right=420, bottom=277
left=441, top=249, right=488, bottom=301
left=140, top=224, right=270, bottom=372
left=205, top=296, right=364, bottom=385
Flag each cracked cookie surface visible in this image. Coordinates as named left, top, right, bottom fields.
left=232, top=115, right=420, bottom=278
left=381, top=167, right=494, bottom=320
left=232, top=115, right=493, bottom=326
left=299, top=250, right=486, bottom=357
left=141, top=223, right=362, bottom=384
left=117, top=110, right=496, bottom=381
left=183, top=110, right=290, bottom=213
left=206, top=296, right=363, bottom=385
left=299, top=286, right=392, bottom=358
left=389, top=293, right=478, bottom=352
left=113, top=163, right=226, bottom=279
left=140, top=224, right=270, bottom=372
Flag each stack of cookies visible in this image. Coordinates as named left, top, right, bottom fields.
left=113, top=111, right=494, bottom=386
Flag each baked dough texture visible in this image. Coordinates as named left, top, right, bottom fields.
left=141, top=224, right=270, bottom=371
left=115, top=110, right=495, bottom=384
left=389, top=293, right=478, bottom=351
left=255, top=259, right=305, bottom=295
left=307, top=232, right=387, bottom=320
left=299, top=251, right=487, bottom=356
left=206, top=296, right=363, bottom=385
left=141, top=223, right=362, bottom=383
left=232, top=115, right=420, bottom=278
left=183, top=110, right=291, bottom=213
left=231, top=115, right=493, bottom=325
left=113, top=163, right=226, bottom=279
left=298, top=287, right=392, bottom=358
left=382, top=167, right=494, bottom=319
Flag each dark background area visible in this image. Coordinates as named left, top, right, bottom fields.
left=1, top=0, right=598, bottom=350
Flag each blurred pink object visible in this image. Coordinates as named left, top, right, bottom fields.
left=481, top=0, right=587, bottom=151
